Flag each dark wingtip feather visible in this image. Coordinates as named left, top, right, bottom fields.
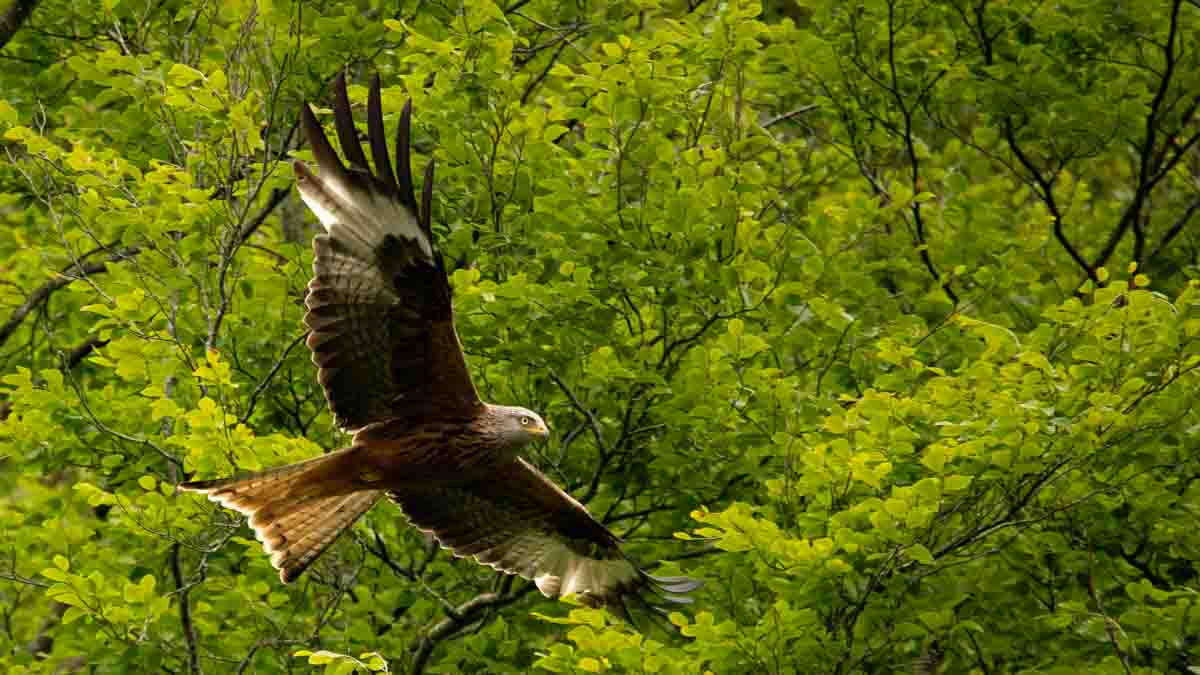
left=584, top=569, right=702, bottom=631
left=659, top=594, right=695, bottom=605
left=395, top=99, right=417, bottom=212
left=614, top=594, right=637, bottom=627
left=178, top=479, right=219, bottom=492
left=300, top=102, right=350, bottom=185
left=640, top=571, right=702, bottom=619
left=626, top=589, right=679, bottom=636
left=332, top=72, right=369, bottom=171
left=647, top=574, right=704, bottom=595
left=420, top=158, right=435, bottom=236
left=367, top=74, right=398, bottom=194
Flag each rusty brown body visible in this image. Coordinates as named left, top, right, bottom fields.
left=349, top=414, right=516, bottom=486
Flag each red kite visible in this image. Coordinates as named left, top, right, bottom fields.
left=181, top=74, right=698, bottom=614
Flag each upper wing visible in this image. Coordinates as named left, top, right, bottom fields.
left=294, top=73, right=481, bottom=431
left=387, top=457, right=701, bottom=614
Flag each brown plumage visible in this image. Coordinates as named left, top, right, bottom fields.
left=180, top=73, right=699, bottom=614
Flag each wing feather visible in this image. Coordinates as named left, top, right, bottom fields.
left=387, top=458, right=700, bottom=609
left=366, top=74, right=399, bottom=197
left=294, top=74, right=480, bottom=430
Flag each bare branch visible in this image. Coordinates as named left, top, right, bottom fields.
left=170, top=543, right=201, bottom=675
left=0, top=0, right=40, bottom=51
left=1092, top=0, right=1185, bottom=271
left=1146, top=193, right=1200, bottom=266
left=63, top=364, right=182, bottom=467
left=409, top=587, right=534, bottom=675
left=60, top=335, right=108, bottom=370
left=0, top=569, right=49, bottom=588
left=547, top=369, right=610, bottom=455
left=763, top=104, right=820, bottom=128
left=0, top=247, right=139, bottom=349
left=208, top=187, right=290, bottom=350
left=239, top=331, right=309, bottom=425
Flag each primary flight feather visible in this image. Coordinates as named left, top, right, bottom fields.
left=180, top=73, right=699, bottom=614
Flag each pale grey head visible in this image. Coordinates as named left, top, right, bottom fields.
left=486, top=404, right=550, bottom=449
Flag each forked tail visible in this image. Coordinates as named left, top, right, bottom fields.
left=180, top=448, right=381, bottom=582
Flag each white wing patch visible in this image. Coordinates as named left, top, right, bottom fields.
left=295, top=161, right=432, bottom=261
left=536, top=555, right=640, bottom=600
left=474, top=532, right=639, bottom=602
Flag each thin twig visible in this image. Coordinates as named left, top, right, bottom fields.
left=0, top=0, right=40, bottom=51
left=208, top=187, right=291, bottom=350
left=0, top=247, right=139, bottom=349
left=63, top=364, right=182, bottom=467
left=0, top=570, right=49, bottom=588
left=170, top=543, right=201, bottom=675
left=409, top=587, right=534, bottom=675
left=239, top=331, right=309, bottom=424
left=763, top=104, right=820, bottom=128
left=547, top=370, right=610, bottom=454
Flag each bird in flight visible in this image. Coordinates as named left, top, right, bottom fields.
left=180, top=73, right=699, bottom=615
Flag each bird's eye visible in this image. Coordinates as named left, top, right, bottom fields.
left=520, top=416, right=531, bottom=426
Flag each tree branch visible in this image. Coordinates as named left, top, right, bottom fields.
left=60, top=335, right=108, bottom=369
left=1091, top=0, right=1184, bottom=271
left=208, top=187, right=290, bottom=351
left=63, top=363, right=182, bottom=467
left=409, top=586, right=534, bottom=675
left=547, top=369, right=610, bottom=455
left=170, top=542, right=201, bottom=675
left=0, top=0, right=40, bottom=51
left=1146, top=193, right=1200, bottom=266
left=882, top=0, right=956, bottom=304
left=0, top=247, right=139, bottom=349
left=520, top=37, right=571, bottom=106
left=1, top=335, right=110, bottom=421
left=1001, top=119, right=1094, bottom=283
left=234, top=186, right=290, bottom=249
left=239, top=331, right=308, bottom=425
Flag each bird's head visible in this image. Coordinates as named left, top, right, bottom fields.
left=490, top=405, right=550, bottom=448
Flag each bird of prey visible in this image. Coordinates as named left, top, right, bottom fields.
left=180, top=73, right=699, bottom=614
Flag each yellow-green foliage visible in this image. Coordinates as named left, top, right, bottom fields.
left=1, top=0, right=1198, bottom=673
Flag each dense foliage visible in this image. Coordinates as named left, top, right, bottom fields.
left=2, top=0, right=1198, bottom=673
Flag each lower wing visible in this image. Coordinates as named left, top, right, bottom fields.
left=386, top=457, right=700, bottom=616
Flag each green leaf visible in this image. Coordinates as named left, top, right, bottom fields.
left=168, top=63, right=204, bottom=86
left=943, top=475, right=973, bottom=492
left=306, top=650, right=339, bottom=665
left=908, top=544, right=935, bottom=565
left=543, top=124, right=569, bottom=143
left=61, top=606, right=87, bottom=625
left=42, top=568, right=69, bottom=583
left=4, top=3, right=1200, bottom=673
left=0, top=100, right=16, bottom=126
left=921, top=445, right=946, bottom=473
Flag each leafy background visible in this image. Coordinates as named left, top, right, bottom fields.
left=1, top=0, right=1198, bottom=673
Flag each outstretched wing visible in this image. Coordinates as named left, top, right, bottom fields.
left=294, top=74, right=481, bottom=431
left=387, top=458, right=701, bottom=614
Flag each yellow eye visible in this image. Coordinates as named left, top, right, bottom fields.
left=520, top=416, right=531, bottom=426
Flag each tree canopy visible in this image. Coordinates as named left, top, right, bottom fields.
left=1, top=0, right=1198, bottom=673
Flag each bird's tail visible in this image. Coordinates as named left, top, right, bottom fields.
left=180, top=448, right=381, bottom=583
